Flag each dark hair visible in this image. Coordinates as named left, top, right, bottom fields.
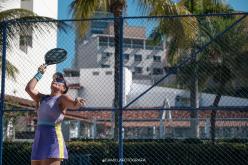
left=53, top=72, right=68, bottom=94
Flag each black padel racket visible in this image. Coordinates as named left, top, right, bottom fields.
left=44, top=48, right=67, bottom=66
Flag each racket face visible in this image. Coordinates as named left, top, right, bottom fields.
left=45, top=48, right=67, bottom=65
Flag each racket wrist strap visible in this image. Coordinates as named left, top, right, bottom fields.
left=34, top=71, right=43, bottom=81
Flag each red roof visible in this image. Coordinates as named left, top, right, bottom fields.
left=5, top=94, right=36, bottom=109
left=4, top=95, right=247, bottom=129
left=65, top=109, right=248, bottom=128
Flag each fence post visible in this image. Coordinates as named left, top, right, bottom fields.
left=190, top=52, right=200, bottom=138
left=118, top=15, right=124, bottom=165
left=0, top=21, right=8, bottom=165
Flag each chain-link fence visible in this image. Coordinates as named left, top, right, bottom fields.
left=1, top=12, right=248, bottom=165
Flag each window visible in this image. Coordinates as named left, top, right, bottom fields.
left=152, top=68, right=163, bottom=75
left=19, top=28, right=32, bottom=53
left=64, top=71, right=79, bottom=77
left=71, top=71, right=80, bottom=77
left=99, top=37, right=108, bottom=46
left=19, top=35, right=32, bottom=53
left=93, top=72, right=100, bottom=75
left=132, top=39, right=144, bottom=49
left=105, top=71, right=112, bottom=75
left=124, top=54, right=129, bottom=61
left=101, top=64, right=110, bottom=68
left=104, top=52, right=112, bottom=57
left=134, top=54, right=142, bottom=62
left=135, top=67, right=143, bottom=74
left=124, top=39, right=132, bottom=48
left=153, top=56, right=161, bottom=62
left=109, top=38, right=114, bottom=46
left=102, top=52, right=112, bottom=60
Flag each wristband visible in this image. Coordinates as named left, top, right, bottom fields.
left=34, top=71, right=43, bottom=81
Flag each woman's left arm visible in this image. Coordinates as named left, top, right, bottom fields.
left=59, top=95, right=86, bottom=112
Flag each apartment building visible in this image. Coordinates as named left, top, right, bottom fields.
left=67, top=16, right=170, bottom=85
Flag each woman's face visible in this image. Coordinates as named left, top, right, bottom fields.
left=51, top=73, right=66, bottom=94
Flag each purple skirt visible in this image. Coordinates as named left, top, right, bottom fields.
left=31, top=123, right=68, bottom=160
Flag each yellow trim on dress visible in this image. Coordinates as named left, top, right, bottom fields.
left=55, top=123, right=64, bottom=158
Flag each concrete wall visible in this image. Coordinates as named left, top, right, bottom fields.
left=78, top=68, right=132, bottom=107
left=0, top=0, right=20, bottom=10
left=33, top=0, right=57, bottom=18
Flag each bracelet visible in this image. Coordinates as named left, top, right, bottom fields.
left=34, top=71, right=43, bottom=81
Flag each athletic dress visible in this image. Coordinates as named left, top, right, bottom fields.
left=31, top=95, right=68, bottom=160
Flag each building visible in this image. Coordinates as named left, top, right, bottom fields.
left=0, top=0, right=58, bottom=100
left=70, top=18, right=170, bottom=85
left=85, top=11, right=114, bottom=37
left=65, top=68, right=132, bottom=107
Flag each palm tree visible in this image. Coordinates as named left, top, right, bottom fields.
left=145, top=0, right=239, bottom=138
left=170, top=1, right=247, bottom=141
left=177, top=0, right=233, bottom=138
left=203, top=16, right=248, bottom=142
left=181, top=0, right=248, bottom=143
left=178, top=16, right=248, bottom=141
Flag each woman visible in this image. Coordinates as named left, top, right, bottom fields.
left=25, top=64, right=86, bottom=165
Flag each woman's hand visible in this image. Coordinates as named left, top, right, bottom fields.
left=38, top=64, right=47, bottom=74
left=74, top=97, right=86, bottom=107
left=59, top=95, right=86, bottom=111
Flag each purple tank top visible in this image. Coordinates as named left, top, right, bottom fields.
left=37, top=95, right=64, bottom=126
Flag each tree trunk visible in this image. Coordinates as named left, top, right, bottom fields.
left=189, top=1, right=200, bottom=138
left=210, top=83, right=225, bottom=143
left=111, top=1, right=124, bottom=141
left=210, top=64, right=228, bottom=143
left=190, top=54, right=200, bottom=138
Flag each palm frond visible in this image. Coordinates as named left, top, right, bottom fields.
left=0, top=56, right=19, bottom=80
left=0, top=8, right=36, bottom=21
left=137, top=0, right=175, bottom=16
left=144, top=1, right=199, bottom=65
left=178, top=0, right=232, bottom=14
left=70, top=0, right=128, bottom=37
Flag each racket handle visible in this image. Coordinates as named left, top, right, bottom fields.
left=37, top=64, right=47, bottom=74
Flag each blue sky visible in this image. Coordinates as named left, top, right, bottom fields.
left=57, top=0, right=248, bottom=71
left=172, top=0, right=248, bottom=12
left=226, top=0, right=248, bottom=12
left=58, top=0, right=248, bottom=19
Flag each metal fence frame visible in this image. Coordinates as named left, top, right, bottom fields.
left=1, top=12, right=248, bottom=165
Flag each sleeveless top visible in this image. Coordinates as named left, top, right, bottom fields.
left=37, top=95, right=64, bottom=126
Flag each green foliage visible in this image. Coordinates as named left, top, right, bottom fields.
left=3, top=142, right=32, bottom=165
left=4, top=140, right=248, bottom=165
